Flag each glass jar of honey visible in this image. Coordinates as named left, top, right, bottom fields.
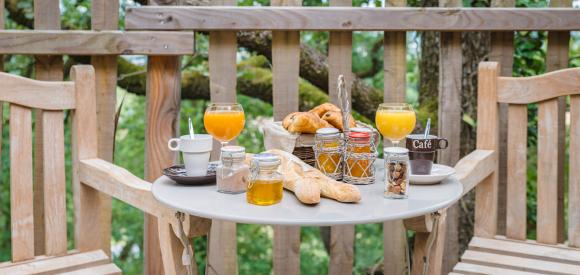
left=247, top=153, right=283, bottom=206
left=344, top=127, right=377, bottom=184
left=314, top=127, right=343, bottom=180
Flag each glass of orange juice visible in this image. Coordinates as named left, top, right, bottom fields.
left=204, top=103, right=245, bottom=147
left=375, top=103, right=416, bottom=146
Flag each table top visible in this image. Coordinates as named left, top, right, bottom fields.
left=152, top=160, right=463, bottom=226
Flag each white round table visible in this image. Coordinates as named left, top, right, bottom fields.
left=152, top=160, right=463, bottom=226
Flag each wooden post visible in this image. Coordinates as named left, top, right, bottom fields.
left=271, top=1, right=303, bottom=274
left=32, top=0, right=63, bottom=257
left=206, top=0, right=239, bottom=274
left=144, top=56, right=182, bottom=275
left=143, top=2, right=184, bottom=274
left=490, top=0, right=515, bottom=239
left=89, top=0, right=118, bottom=256
left=327, top=0, right=354, bottom=274
left=546, top=0, right=571, bottom=244
left=383, top=1, right=409, bottom=275
left=474, top=62, right=499, bottom=238
left=438, top=0, right=462, bottom=273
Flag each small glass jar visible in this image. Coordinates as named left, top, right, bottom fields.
left=217, top=146, right=250, bottom=194
left=247, top=153, right=284, bottom=206
left=384, top=147, right=410, bottom=199
left=314, top=127, right=343, bottom=180
left=344, top=127, right=376, bottom=185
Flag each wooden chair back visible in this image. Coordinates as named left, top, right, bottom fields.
left=475, top=62, right=580, bottom=247
left=1, top=65, right=106, bottom=263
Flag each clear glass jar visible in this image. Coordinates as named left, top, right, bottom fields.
left=217, top=146, right=250, bottom=194
left=384, top=147, right=410, bottom=199
left=314, top=127, right=343, bottom=180
left=344, top=127, right=376, bottom=184
left=247, top=153, right=284, bottom=206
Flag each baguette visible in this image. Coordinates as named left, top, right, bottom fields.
left=268, top=149, right=361, bottom=203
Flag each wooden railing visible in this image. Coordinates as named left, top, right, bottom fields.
left=1, top=0, right=579, bottom=274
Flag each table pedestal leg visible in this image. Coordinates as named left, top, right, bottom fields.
left=409, top=211, right=447, bottom=275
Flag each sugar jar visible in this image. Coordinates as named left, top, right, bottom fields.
left=216, top=146, right=250, bottom=194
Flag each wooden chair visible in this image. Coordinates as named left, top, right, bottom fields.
left=449, top=62, right=580, bottom=274
left=0, top=66, right=210, bottom=275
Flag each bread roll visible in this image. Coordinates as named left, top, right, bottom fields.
left=321, top=111, right=356, bottom=132
left=268, top=149, right=361, bottom=203
left=309, top=103, right=340, bottom=118
left=282, top=112, right=332, bottom=134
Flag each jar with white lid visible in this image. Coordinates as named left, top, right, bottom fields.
left=314, top=127, right=343, bottom=180
left=217, top=146, right=249, bottom=194
left=247, top=153, right=284, bottom=206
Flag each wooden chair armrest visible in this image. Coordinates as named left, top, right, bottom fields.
left=454, top=149, right=497, bottom=196
left=78, top=158, right=173, bottom=218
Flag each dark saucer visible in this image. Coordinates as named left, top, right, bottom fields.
left=162, top=163, right=217, bottom=185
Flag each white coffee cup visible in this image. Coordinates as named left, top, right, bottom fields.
left=168, top=134, right=213, bottom=176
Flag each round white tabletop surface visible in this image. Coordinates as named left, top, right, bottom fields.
left=152, top=160, right=463, bottom=226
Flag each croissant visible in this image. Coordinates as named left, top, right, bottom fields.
left=282, top=112, right=332, bottom=134
left=309, top=103, right=341, bottom=118
left=321, top=111, right=356, bottom=132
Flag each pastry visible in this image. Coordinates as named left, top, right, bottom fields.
left=321, top=111, right=356, bottom=132
left=309, top=103, right=341, bottom=118
left=282, top=112, right=332, bottom=134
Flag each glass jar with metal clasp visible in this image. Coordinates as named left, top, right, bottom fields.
left=314, top=127, right=343, bottom=181
left=247, top=153, right=284, bottom=206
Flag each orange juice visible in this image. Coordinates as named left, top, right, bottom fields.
left=247, top=179, right=283, bottom=206
left=375, top=110, right=416, bottom=142
left=204, top=111, right=245, bottom=142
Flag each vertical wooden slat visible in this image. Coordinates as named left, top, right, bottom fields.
left=206, top=1, right=239, bottom=274
left=143, top=2, right=183, bottom=274
left=90, top=0, right=118, bottom=256
left=144, top=56, right=181, bottom=274
left=474, top=62, right=499, bottom=238
left=327, top=0, right=354, bottom=274
left=383, top=220, right=407, bottom=275
left=438, top=0, right=462, bottom=272
left=505, top=105, right=527, bottom=240
left=569, top=95, right=580, bottom=247
left=0, top=0, right=5, bottom=199
left=10, top=104, right=34, bottom=262
left=546, top=0, right=571, bottom=244
left=33, top=0, right=63, bottom=256
left=42, top=110, right=67, bottom=256
left=536, top=99, right=559, bottom=245
left=382, top=1, right=409, bottom=274
left=72, top=65, right=104, bottom=253
left=328, top=0, right=352, bottom=106
left=271, top=1, right=302, bottom=273
left=489, top=0, right=515, bottom=237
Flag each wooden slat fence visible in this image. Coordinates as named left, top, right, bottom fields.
left=0, top=1, right=579, bottom=274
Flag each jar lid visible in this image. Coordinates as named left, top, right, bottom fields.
left=221, top=146, right=245, bottom=159
left=348, top=127, right=371, bottom=139
left=316, top=127, right=340, bottom=138
left=253, top=153, right=281, bottom=167
left=383, top=147, right=409, bottom=155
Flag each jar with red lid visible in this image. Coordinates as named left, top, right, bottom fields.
left=343, top=127, right=377, bottom=184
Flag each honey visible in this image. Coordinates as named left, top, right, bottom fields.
left=314, top=127, right=343, bottom=180
left=247, top=153, right=284, bottom=206
left=247, top=179, right=283, bottom=206
left=346, top=143, right=371, bottom=178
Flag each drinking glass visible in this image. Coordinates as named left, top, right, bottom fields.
left=204, top=103, right=245, bottom=148
left=375, top=103, right=416, bottom=147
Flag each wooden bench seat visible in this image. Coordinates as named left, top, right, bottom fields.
left=0, top=250, right=121, bottom=275
left=452, top=237, right=580, bottom=275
